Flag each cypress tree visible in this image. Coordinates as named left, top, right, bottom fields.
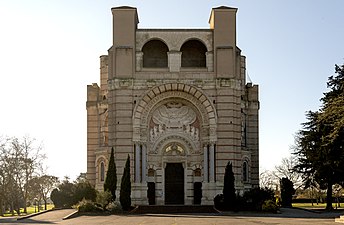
left=104, top=147, right=117, bottom=201
left=280, top=177, right=295, bottom=207
left=223, top=161, right=236, bottom=210
left=120, top=154, right=132, bottom=211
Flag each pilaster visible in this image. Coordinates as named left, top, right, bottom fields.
left=168, top=51, right=182, bottom=72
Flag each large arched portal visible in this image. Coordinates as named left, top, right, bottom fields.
left=151, top=100, right=198, bottom=205
left=132, top=83, right=217, bottom=205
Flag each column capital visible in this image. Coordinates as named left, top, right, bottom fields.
left=204, top=141, right=216, bottom=146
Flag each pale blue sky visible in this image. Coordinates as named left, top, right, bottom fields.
left=0, top=0, right=343, bottom=180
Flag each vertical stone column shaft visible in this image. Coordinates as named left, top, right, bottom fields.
left=203, top=145, right=208, bottom=182
left=209, top=144, right=215, bottom=182
left=142, top=145, right=147, bottom=183
left=135, top=144, right=141, bottom=183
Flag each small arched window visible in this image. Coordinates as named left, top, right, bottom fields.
left=100, top=162, right=105, bottom=182
left=142, top=40, right=168, bottom=68
left=243, top=161, right=248, bottom=182
left=148, top=168, right=155, bottom=177
left=194, top=168, right=202, bottom=177
left=181, top=40, right=207, bottom=68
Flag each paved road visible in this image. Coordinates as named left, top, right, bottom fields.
left=0, top=208, right=342, bottom=225
left=0, top=209, right=76, bottom=224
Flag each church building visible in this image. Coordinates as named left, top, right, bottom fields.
left=86, top=6, right=259, bottom=205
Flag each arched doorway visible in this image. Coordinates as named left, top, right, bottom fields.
left=165, top=163, right=184, bottom=204
left=161, top=142, right=186, bottom=205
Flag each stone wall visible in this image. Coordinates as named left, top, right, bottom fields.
left=86, top=6, right=259, bottom=205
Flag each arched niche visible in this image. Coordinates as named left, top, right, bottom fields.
left=142, top=39, right=169, bottom=68
left=180, top=39, right=207, bottom=68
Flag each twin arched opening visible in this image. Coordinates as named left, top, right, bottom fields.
left=141, top=39, right=207, bottom=68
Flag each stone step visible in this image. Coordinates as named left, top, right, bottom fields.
left=335, top=215, right=344, bottom=223
left=131, top=205, right=218, bottom=214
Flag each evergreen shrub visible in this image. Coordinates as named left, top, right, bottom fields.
left=76, top=199, right=102, bottom=212
left=262, top=199, right=278, bottom=213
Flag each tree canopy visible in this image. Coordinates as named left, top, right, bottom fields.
left=50, top=175, right=96, bottom=208
left=294, top=63, right=344, bottom=210
left=0, top=136, right=45, bottom=215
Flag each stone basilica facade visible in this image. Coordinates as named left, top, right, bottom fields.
left=86, top=6, right=259, bottom=205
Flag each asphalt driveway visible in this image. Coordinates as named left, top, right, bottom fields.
left=0, top=208, right=342, bottom=225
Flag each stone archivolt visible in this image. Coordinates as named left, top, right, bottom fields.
left=133, top=83, right=217, bottom=144
left=151, top=133, right=198, bottom=155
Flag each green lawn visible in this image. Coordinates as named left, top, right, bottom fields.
left=293, top=202, right=343, bottom=209
left=1, top=204, right=54, bottom=217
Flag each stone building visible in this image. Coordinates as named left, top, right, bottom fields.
left=86, top=6, right=259, bottom=205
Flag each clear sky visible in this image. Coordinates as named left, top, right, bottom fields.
left=0, top=0, right=343, bottom=180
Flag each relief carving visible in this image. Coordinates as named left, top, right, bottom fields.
left=149, top=102, right=200, bottom=144
left=133, top=84, right=217, bottom=150
left=153, top=102, right=196, bottom=128
left=141, top=91, right=209, bottom=126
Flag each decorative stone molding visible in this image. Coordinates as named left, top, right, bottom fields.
left=108, top=78, right=134, bottom=90
left=241, top=151, right=251, bottom=162
left=96, top=156, right=107, bottom=166
left=108, top=78, right=242, bottom=91
left=191, top=163, right=203, bottom=170
left=216, top=78, right=242, bottom=90
left=148, top=164, right=157, bottom=170
left=151, top=134, right=197, bottom=155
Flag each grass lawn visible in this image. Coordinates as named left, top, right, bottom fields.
left=1, top=204, right=54, bottom=217
left=293, top=202, right=343, bottom=209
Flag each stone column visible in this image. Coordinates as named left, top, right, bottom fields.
left=203, top=145, right=208, bottom=182
left=141, top=144, right=147, bottom=183
left=135, top=144, right=141, bottom=183
left=209, top=144, right=215, bottom=182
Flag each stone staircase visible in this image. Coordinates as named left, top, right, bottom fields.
left=336, top=215, right=344, bottom=223
left=131, top=205, right=218, bottom=214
